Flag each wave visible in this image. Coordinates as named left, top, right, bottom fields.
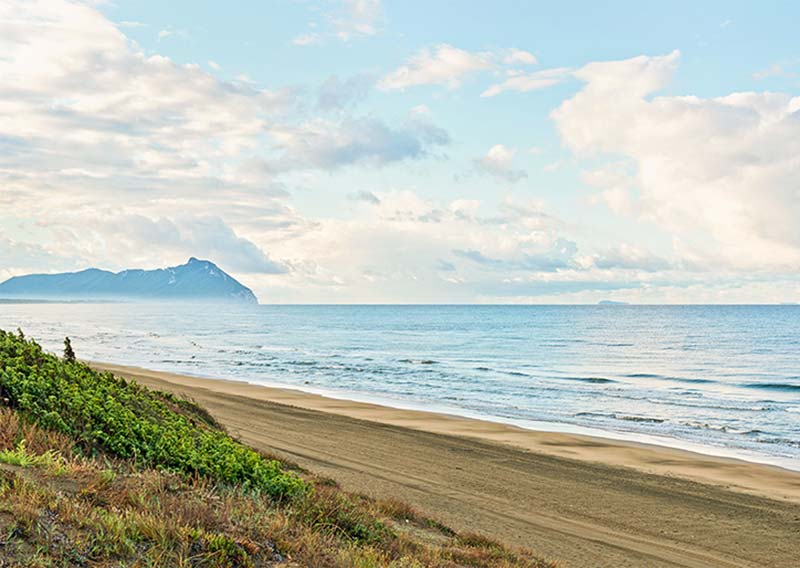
left=625, top=373, right=661, bottom=378
left=506, top=370, right=531, bottom=377
left=618, top=415, right=666, bottom=423
left=575, top=411, right=665, bottom=423
left=566, top=377, right=616, bottom=384
left=493, top=371, right=615, bottom=383
left=624, top=373, right=716, bottom=384
left=681, top=421, right=765, bottom=435
left=159, top=359, right=200, bottom=366
left=742, top=382, right=800, bottom=392
left=754, top=437, right=800, bottom=448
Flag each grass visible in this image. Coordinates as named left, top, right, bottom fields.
left=0, top=329, right=557, bottom=567
left=0, top=440, right=68, bottom=475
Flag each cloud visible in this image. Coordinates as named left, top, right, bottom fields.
left=268, top=115, right=449, bottom=171
left=317, top=74, right=373, bottom=111
left=753, top=62, right=799, bottom=80
left=435, top=259, right=456, bottom=271
left=481, top=67, right=572, bottom=97
left=592, top=245, right=670, bottom=272
left=580, top=161, right=639, bottom=215
left=0, top=234, right=78, bottom=282
left=7, top=2, right=796, bottom=303
left=552, top=49, right=800, bottom=271
left=451, top=234, right=578, bottom=274
left=453, top=242, right=575, bottom=272
left=115, top=216, right=288, bottom=274
left=474, top=144, right=527, bottom=182
left=349, top=191, right=381, bottom=205
left=292, top=32, right=320, bottom=46
left=0, top=0, right=304, bottom=280
left=379, top=44, right=494, bottom=90
left=501, top=48, right=537, bottom=65
left=156, top=27, right=188, bottom=41
left=258, top=191, right=587, bottom=302
left=292, top=0, right=384, bottom=45
left=19, top=214, right=289, bottom=276
left=332, top=0, right=384, bottom=41
left=380, top=44, right=544, bottom=92
left=0, top=0, right=296, bottom=182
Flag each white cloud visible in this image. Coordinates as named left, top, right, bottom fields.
left=333, top=0, right=384, bottom=41
left=258, top=192, right=592, bottom=302
left=379, top=44, right=494, bottom=90
left=267, top=114, right=449, bottom=171
left=0, top=0, right=303, bottom=279
left=581, top=161, right=638, bottom=215
left=5, top=2, right=797, bottom=303
left=481, top=67, right=572, bottom=97
left=380, top=44, right=547, bottom=93
left=349, top=190, right=381, bottom=205
left=95, top=215, right=287, bottom=274
left=0, top=233, right=78, bottom=282
left=753, top=62, right=798, bottom=80
left=292, top=0, right=384, bottom=45
left=157, top=26, right=189, bottom=41
left=474, top=144, right=527, bottom=182
left=208, top=60, right=222, bottom=71
left=317, top=74, right=373, bottom=110
left=292, top=32, right=320, bottom=46
left=592, top=244, right=670, bottom=272
left=501, top=48, right=537, bottom=65
left=553, top=50, right=800, bottom=270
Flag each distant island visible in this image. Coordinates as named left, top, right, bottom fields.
left=597, top=300, right=630, bottom=305
left=0, top=257, right=258, bottom=304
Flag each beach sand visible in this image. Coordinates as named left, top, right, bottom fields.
left=96, top=362, right=800, bottom=568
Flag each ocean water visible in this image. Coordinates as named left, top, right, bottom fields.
left=1, top=303, right=798, bottom=469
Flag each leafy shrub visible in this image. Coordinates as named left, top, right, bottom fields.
left=0, top=329, right=307, bottom=499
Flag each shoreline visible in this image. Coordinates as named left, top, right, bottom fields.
left=94, top=361, right=800, bottom=503
left=209, top=371, right=800, bottom=473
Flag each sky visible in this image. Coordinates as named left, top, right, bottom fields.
left=1, top=0, right=800, bottom=303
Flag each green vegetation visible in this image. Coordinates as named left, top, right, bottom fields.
left=0, top=440, right=67, bottom=474
left=0, top=329, right=555, bottom=567
left=0, top=329, right=306, bottom=499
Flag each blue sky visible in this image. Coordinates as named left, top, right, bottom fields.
left=1, top=1, right=800, bottom=302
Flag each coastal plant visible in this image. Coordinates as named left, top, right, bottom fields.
left=0, top=328, right=557, bottom=568
left=0, top=440, right=66, bottom=474
left=63, top=336, right=76, bottom=363
left=0, top=329, right=306, bottom=499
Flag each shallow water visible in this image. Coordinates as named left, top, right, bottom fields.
left=2, top=303, right=798, bottom=468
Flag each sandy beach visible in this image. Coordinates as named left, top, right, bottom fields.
left=96, top=362, right=800, bottom=568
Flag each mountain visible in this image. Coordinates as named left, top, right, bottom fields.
left=0, top=258, right=258, bottom=303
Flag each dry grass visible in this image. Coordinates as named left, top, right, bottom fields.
left=0, top=393, right=557, bottom=567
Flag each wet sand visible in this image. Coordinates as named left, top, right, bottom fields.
left=96, top=362, right=800, bottom=567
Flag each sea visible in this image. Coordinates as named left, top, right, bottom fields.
left=1, top=303, right=798, bottom=470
